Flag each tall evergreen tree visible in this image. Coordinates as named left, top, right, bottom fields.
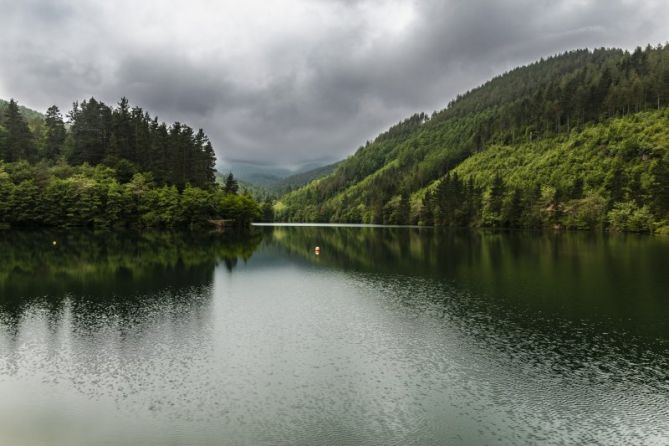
left=1, top=99, right=36, bottom=162
left=489, top=174, right=505, bottom=214
left=68, top=98, right=112, bottom=165
left=150, top=121, right=170, bottom=184
left=109, top=97, right=133, bottom=162
left=504, top=188, right=523, bottom=227
left=43, top=105, right=66, bottom=161
left=202, top=140, right=217, bottom=186
left=484, top=173, right=505, bottom=226
left=190, top=129, right=216, bottom=188
left=224, top=172, right=239, bottom=194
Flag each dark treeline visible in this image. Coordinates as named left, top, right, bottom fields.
left=419, top=171, right=659, bottom=233
left=1, top=97, right=215, bottom=188
left=0, top=97, right=260, bottom=228
left=277, top=45, right=669, bottom=232
left=442, top=46, right=669, bottom=141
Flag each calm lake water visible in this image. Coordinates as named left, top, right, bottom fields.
left=0, top=226, right=667, bottom=445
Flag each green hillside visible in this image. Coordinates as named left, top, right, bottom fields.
left=276, top=45, right=669, bottom=233
left=0, top=99, right=44, bottom=123
left=0, top=99, right=45, bottom=145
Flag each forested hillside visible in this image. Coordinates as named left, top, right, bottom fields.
left=0, top=99, right=44, bottom=124
left=276, top=45, right=669, bottom=233
left=0, top=97, right=260, bottom=228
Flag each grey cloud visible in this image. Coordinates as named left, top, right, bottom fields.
left=2, top=0, right=74, bottom=26
left=1, top=44, right=103, bottom=107
left=113, top=55, right=235, bottom=117
left=1, top=0, right=668, bottom=169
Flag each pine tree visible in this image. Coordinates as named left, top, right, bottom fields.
left=150, top=121, right=169, bottom=184
left=180, top=125, right=195, bottom=186
left=191, top=129, right=216, bottom=188
left=484, top=173, right=505, bottom=226
left=2, top=99, right=36, bottom=162
left=68, top=98, right=112, bottom=165
left=224, top=172, right=239, bottom=194
left=490, top=173, right=505, bottom=214
left=168, top=122, right=183, bottom=187
left=202, top=141, right=216, bottom=186
left=108, top=97, right=133, bottom=162
left=44, top=105, right=66, bottom=161
left=504, top=188, right=523, bottom=227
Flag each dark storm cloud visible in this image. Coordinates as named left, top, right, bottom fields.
left=1, top=0, right=668, bottom=168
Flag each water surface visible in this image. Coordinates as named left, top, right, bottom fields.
left=0, top=227, right=667, bottom=445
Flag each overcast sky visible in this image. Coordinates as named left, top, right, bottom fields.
left=1, top=0, right=668, bottom=169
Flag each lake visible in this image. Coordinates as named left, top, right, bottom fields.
left=0, top=226, right=667, bottom=445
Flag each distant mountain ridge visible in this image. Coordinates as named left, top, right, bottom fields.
left=274, top=162, right=339, bottom=192
left=222, top=160, right=340, bottom=195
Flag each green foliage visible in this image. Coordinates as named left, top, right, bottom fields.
left=608, top=201, right=654, bottom=232
left=277, top=45, right=669, bottom=233
left=561, top=193, right=607, bottom=230
left=0, top=99, right=36, bottom=162
left=0, top=97, right=261, bottom=228
left=447, top=111, right=669, bottom=231
left=1, top=97, right=217, bottom=190
left=0, top=161, right=260, bottom=228
left=0, top=98, right=44, bottom=124
left=215, top=192, right=262, bottom=227
left=65, top=97, right=216, bottom=188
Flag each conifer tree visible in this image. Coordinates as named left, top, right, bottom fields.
left=224, top=172, right=239, bottom=194
left=2, top=99, right=36, bottom=162
left=44, top=105, right=66, bottom=161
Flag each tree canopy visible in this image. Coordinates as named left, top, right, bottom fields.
left=0, top=97, right=260, bottom=228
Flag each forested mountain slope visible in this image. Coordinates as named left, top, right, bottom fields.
left=276, top=45, right=669, bottom=232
